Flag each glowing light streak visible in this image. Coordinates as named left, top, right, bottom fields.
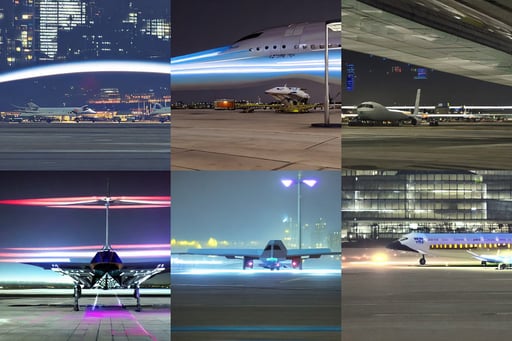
left=171, top=46, right=230, bottom=63
left=0, top=258, right=70, bottom=263
left=48, top=204, right=169, bottom=209
left=0, top=196, right=170, bottom=208
left=0, top=60, right=170, bottom=84
left=0, top=250, right=170, bottom=258
left=7, top=243, right=170, bottom=251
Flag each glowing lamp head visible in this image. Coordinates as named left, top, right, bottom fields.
left=281, top=179, right=293, bottom=188
left=302, top=179, right=317, bottom=187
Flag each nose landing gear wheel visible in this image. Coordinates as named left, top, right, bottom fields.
left=419, top=256, right=426, bottom=266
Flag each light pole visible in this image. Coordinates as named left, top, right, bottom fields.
left=281, top=172, right=317, bottom=249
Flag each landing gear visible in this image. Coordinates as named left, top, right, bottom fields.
left=73, top=284, right=82, bottom=311
left=134, top=286, right=141, bottom=312
left=419, top=256, right=426, bottom=266
left=243, top=257, right=254, bottom=270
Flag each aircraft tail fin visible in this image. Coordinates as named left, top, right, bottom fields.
left=413, top=89, right=421, bottom=116
left=27, top=102, right=39, bottom=110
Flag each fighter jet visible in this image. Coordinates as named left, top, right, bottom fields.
left=0, top=194, right=170, bottom=311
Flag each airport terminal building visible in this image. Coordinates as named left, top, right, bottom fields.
left=342, top=170, right=512, bottom=244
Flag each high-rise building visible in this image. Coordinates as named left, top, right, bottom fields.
left=1, top=1, right=37, bottom=69
left=36, top=0, right=86, bottom=61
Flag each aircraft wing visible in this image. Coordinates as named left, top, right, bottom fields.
left=187, top=248, right=261, bottom=259
left=286, top=248, right=339, bottom=259
left=343, top=0, right=512, bottom=87
left=466, top=250, right=512, bottom=264
left=24, top=260, right=169, bottom=288
left=118, top=262, right=168, bottom=288
left=24, top=261, right=95, bottom=288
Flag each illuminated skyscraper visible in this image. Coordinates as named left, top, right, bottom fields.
left=1, top=1, right=36, bottom=69
left=36, top=0, right=86, bottom=60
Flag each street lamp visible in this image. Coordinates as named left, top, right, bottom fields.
left=281, top=172, right=317, bottom=249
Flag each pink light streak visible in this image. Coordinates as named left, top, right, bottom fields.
left=6, top=243, right=170, bottom=251
left=0, top=196, right=170, bottom=208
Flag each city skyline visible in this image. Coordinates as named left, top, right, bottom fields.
left=171, top=171, right=341, bottom=249
left=0, top=0, right=170, bottom=109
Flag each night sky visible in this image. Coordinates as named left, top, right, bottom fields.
left=171, top=171, right=340, bottom=246
left=170, top=0, right=341, bottom=104
left=0, top=171, right=170, bottom=248
left=342, top=50, right=512, bottom=106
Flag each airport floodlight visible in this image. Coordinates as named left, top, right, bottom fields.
left=302, top=179, right=317, bottom=187
left=281, top=172, right=318, bottom=249
left=281, top=179, right=294, bottom=188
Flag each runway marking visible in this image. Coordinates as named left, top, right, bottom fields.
left=172, top=325, right=342, bottom=332
left=280, top=277, right=304, bottom=283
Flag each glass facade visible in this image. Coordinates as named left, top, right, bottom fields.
left=342, top=170, right=512, bottom=241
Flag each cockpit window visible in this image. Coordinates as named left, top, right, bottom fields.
left=399, top=237, right=408, bottom=241
left=357, top=103, right=374, bottom=109
left=234, top=32, right=263, bottom=43
left=264, top=244, right=282, bottom=251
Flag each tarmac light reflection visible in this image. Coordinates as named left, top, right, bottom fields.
left=176, top=269, right=341, bottom=275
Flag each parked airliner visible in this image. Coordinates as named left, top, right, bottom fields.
left=344, top=89, right=423, bottom=126
left=388, top=232, right=512, bottom=269
left=14, top=102, right=96, bottom=121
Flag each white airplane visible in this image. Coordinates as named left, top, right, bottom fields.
left=265, top=85, right=310, bottom=105
left=187, top=239, right=337, bottom=270
left=342, top=89, right=512, bottom=126
left=171, top=21, right=341, bottom=90
left=16, top=102, right=96, bottom=120
left=343, top=89, right=423, bottom=126
left=149, top=103, right=171, bottom=116
left=388, top=232, right=512, bottom=269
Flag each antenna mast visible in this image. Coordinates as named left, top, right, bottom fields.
left=104, top=179, right=111, bottom=250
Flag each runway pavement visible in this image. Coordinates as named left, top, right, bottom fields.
left=0, top=122, right=170, bottom=170
left=342, top=122, right=512, bottom=169
left=171, top=269, right=341, bottom=340
left=343, top=259, right=512, bottom=341
left=0, top=288, right=170, bottom=340
left=171, top=109, right=341, bottom=170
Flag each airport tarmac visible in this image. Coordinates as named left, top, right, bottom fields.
left=0, top=122, right=170, bottom=170
left=342, top=122, right=512, bottom=169
left=0, top=288, right=170, bottom=340
left=171, top=109, right=341, bottom=170
left=343, top=255, right=512, bottom=341
left=171, top=269, right=341, bottom=340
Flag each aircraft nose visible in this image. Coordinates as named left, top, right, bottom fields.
left=386, top=240, right=418, bottom=253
